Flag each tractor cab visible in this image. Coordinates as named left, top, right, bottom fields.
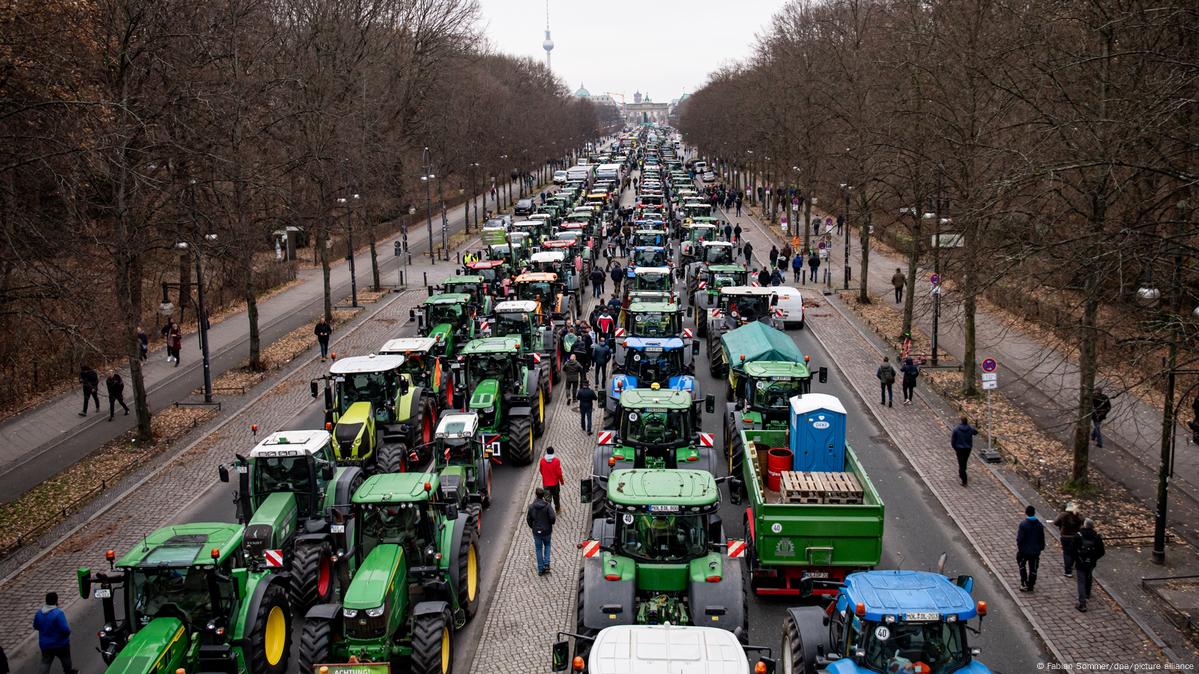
left=608, top=343, right=704, bottom=421
left=633, top=229, right=668, bottom=248
left=680, top=223, right=718, bottom=259
left=529, top=251, right=579, bottom=295
left=318, top=355, right=411, bottom=468
left=699, top=240, right=735, bottom=265
left=379, top=336, right=450, bottom=400
left=487, top=242, right=526, bottom=267
left=626, top=266, right=673, bottom=297
left=464, top=258, right=511, bottom=285
left=619, top=301, right=684, bottom=339
left=433, top=411, right=492, bottom=513
left=440, top=275, right=493, bottom=317
left=629, top=245, right=671, bottom=270
left=235, top=430, right=337, bottom=520
left=354, top=471, right=463, bottom=564
left=492, top=299, right=560, bottom=375
left=710, top=287, right=782, bottom=332
left=512, top=272, right=575, bottom=323
left=734, top=361, right=813, bottom=429
left=454, top=337, right=545, bottom=466
left=510, top=220, right=547, bottom=245
left=411, top=292, right=475, bottom=356
left=595, top=388, right=717, bottom=482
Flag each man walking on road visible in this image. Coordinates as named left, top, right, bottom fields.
left=743, top=241, right=754, bottom=266
left=105, top=370, right=129, bottom=421
left=1053, top=503, right=1084, bottom=577
left=876, top=357, right=896, bottom=407
left=526, top=488, right=556, bottom=576
left=724, top=223, right=732, bottom=241
left=590, top=267, right=606, bottom=298
left=314, top=318, right=332, bottom=361
left=733, top=223, right=742, bottom=243
left=577, top=380, right=597, bottom=435
left=891, top=268, right=906, bottom=304
left=1074, top=519, right=1105, bottom=612
left=951, top=416, right=979, bottom=486
left=592, top=338, right=611, bottom=387
left=538, top=446, right=564, bottom=512
left=610, top=263, right=623, bottom=291
left=562, top=354, right=583, bottom=404
left=807, top=250, right=820, bottom=282
left=33, top=592, right=76, bottom=674
left=1017, top=505, right=1045, bottom=592
left=1090, top=387, right=1111, bottom=448
left=900, top=357, right=920, bottom=405
left=78, top=365, right=99, bottom=417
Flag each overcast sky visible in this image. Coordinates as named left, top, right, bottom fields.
left=474, top=0, right=782, bottom=102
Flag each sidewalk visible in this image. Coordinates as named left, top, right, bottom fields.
left=729, top=205, right=1181, bottom=664
left=0, top=176, right=529, bottom=501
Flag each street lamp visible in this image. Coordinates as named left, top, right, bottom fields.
left=839, top=183, right=853, bottom=290
left=336, top=194, right=360, bottom=307
left=499, top=154, right=509, bottom=207
left=175, top=233, right=218, bottom=404
left=421, top=147, right=436, bottom=262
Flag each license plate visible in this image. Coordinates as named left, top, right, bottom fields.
left=804, top=571, right=829, bottom=579
left=236, top=465, right=248, bottom=473
left=648, top=504, right=679, bottom=513
left=905, top=612, right=940, bottom=621
left=330, top=524, right=345, bottom=534
left=94, top=588, right=112, bottom=599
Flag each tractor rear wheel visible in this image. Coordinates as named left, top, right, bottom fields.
left=539, top=361, right=554, bottom=399
left=574, top=567, right=598, bottom=663
left=534, top=385, right=547, bottom=438
left=290, top=541, right=334, bottom=611
left=417, top=397, right=437, bottom=445
left=244, top=580, right=291, bottom=674
left=378, top=441, right=408, bottom=474
left=506, top=415, right=534, bottom=466
left=455, top=523, right=481, bottom=620
left=297, top=616, right=332, bottom=674
left=781, top=608, right=826, bottom=674
left=411, top=607, right=453, bottom=674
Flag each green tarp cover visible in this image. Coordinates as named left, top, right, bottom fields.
left=720, top=321, right=804, bottom=366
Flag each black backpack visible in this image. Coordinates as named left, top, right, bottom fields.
left=1076, top=533, right=1099, bottom=565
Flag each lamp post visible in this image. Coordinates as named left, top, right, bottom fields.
left=421, top=147, right=436, bottom=262
left=840, top=182, right=853, bottom=289
left=468, top=162, right=480, bottom=231
left=499, top=154, right=509, bottom=207
left=175, top=234, right=217, bottom=403
left=336, top=194, right=360, bottom=307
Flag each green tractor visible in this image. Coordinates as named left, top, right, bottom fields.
left=411, top=292, right=477, bottom=357
left=491, top=299, right=562, bottom=388
left=691, top=264, right=749, bottom=332
left=313, top=354, right=442, bottom=474
left=576, top=469, right=747, bottom=659
left=298, top=471, right=480, bottom=674
left=76, top=523, right=292, bottom=673
left=432, top=410, right=493, bottom=525
left=452, top=337, right=546, bottom=466
left=218, top=429, right=363, bottom=612
left=440, top=274, right=495, bottom=317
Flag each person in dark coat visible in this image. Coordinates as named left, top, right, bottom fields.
left=733, top=223, right=742, bottom=242
left=590, top=267, right=606, bottom=298
left=105, top=370, right=129, bottom=421
left=757, top=267, right=771, bottom=287
left=723, top=223, right=733, bottom=241
left=792, top=254, right=804, bottom=283
left=807, top=251, right=820, bottom=282
left=591, top=339, right=612, bottom=387
left=891, top=268, right=906, bottom=304
left=577, top=380, right=598, bottom=434
left=876, top=357, right=896, bottom=407
left=743, top=241, right=754, bottom=266
left=314, top=318, right=332, bottom=361
left=1053, top=503, right=1084, bottom=577
left=768, top=245, right=779, bottom=268
left=1017, top=505, right=1046, bottom=592
left=33, top=591, right=76, bottom=673
left=610, top=264, right=623, bottom=291
left=735, top=195, right=743, bottom=217
left=1090, top=387, right=1111, bottom=448
left=526, top=487, right=556, bottom=575
left=562, top=354, right=583, bottom=404
left=900, top=357, right=920, bottom=405
left=78, top=365, right=99, bottom=417
left=951, top=416, right=979, bottom=486
left=770, top=268, right=784, bottom=287
left=1074, top=519, right=1105, bottom=612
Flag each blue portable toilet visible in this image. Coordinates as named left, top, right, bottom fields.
left=789, top=393, right=847, bottom=472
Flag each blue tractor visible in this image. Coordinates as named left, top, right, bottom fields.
left=606, top=337, right=700, bottom=424
left=781, top=570, right=993, bottom=674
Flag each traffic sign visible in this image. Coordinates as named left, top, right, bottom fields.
left=981, top=358, right=997, bottom=373
left=930, top=273, right=941, bottom=286
left=981, top=372, right=997, bottom=382
left=982, top=380, right=998, bottom=390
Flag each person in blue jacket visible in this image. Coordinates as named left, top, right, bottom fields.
left=1017, top=505, right=1046, bottom=592
left=32, top=592, right=76, bottom=673
left=951, top=416, right=979, bottom=486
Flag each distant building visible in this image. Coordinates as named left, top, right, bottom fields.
left=574, top=83, right=619, bottom=109
left=624, top=91, right=668, bottom=125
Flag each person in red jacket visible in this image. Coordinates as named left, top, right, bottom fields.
left=538, top=446, right=564, bottom=511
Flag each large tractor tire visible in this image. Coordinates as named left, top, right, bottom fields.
left=415, top=396, right=438, bottom=446
left=296, top=616, right=332, bottom=674
left=539, top=361, right=555, bottom=399
left=506, top=415, right=535, bottom=466
left=378, top=441, right=408, bottom=473
left=574, top=567, right=599, bottom=663
left=290, top=540, right=335, bottom=612
left=244, top=580, right=291, bottom=674
left=533, top=383, right=548, bottom=438
left=781, top=607, right=828, bottom=674
left=454, top=524, right=482, bottom=621
left=411, top=607, right=454, bottom=674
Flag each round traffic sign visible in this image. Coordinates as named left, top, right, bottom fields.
left=981, top=358, right=997, bottom=373
left=930, top=273, right=942, bottom=286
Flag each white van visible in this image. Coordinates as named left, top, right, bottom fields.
left=595, top=163, right=621, bottom=182
left=566, top=164, right=594, bottom=182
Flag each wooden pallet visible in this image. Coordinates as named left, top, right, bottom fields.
left=779, top=471, right=825, bottom=504
left=817, top=471, right=864, bottom=504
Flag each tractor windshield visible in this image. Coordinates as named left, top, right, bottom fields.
left=703, top=246, right=733, bottom=264
left=634, top=273, right=671, bottom=292
left=425, top=303, right=463, bottom=326
left=130, top=566, right=232, bottom=630
left=362, top=503, right=429, bottom=548
left=617, top=513, right=707, bottom=562
left=751, top=379, right=803, bottom=410
left=467, top=354, right=512, bottom=384
left=632, top=248, right=668, bottom=268
left=711, top=272, right=746, bottom=288
left=861, top=620, right=968, bottom=674
left=469, top=266, right=501, bottom=282
left=720, top=294, right=771, bottom=322
left=620, top=407, right=690, bottom=446
left=628, top=311, right=679, bottom=337
left=494, top=313, right=534, bottom=341
left=516, top=282, right=553, bottom=305
left=254, top=455, right=313, bottom=497
left=337, top=371, right=395, bottom=414
left=625, top=349, right=685, bottom=385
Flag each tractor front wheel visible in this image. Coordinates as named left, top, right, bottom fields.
left=506, top=415, right=534, bottom=466
left=378, top=441, right=408, bottom=474
left=533, top=386, right=547, bottom=438
left=297, top=616, right=332, bottom=674
left=455, top=524, right=481, bottom=620
left=411, top=607, right=454, bottom=674
left=574, top=567, right=599, bottom=663
left=290, top=541, right=334, bottom=611
left=244, top=580, right=291, bottom=674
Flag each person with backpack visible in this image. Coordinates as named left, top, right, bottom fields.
left=876, top=357, right=896, bottom=407
left=792, top=254, right=804, bottom=283
left=807, top=250, right=820, bottom=282
left=610, top=263, right=623, bottom=291
left=900, top=357, right=920, bottom=405
left=33, top=592, right=76, bottom=673
left=743, top=241, right=754, bottom=266
left=1074, top=519, right=1105, bottom=612
left=1016, top=505, right=1046, bottom=592
left=951, top=416, right=979, bottom=486
left=1053, top=502, right=1084, bottom=577
left=526, top=487, right=556, bottom=576
left=591, top=338, right=612, bottom=387
left=562, top=354, right=583, bottom=405
left=1090, top=387, right=1111, bottom=448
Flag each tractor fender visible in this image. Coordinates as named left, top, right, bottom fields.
left=233, top=573, right=285, bottom=643
left=591, top=445, right=614, bottom=483
left=412, top=600, right=451, bottom=619
left=444, top=517, right=469, bottom=601
left=397, top=386, right=427, bottom=427
left=525, top=369, right=540, bottom=397
left=330, top=467, right=364, bottom=512
left=579, top=557, right=634, bottom=631
left=294, top=531, right=331, bottom=545
left=688, top=556, right=745, bottom=636
left=785, top=606, right=831, bottom=672
left=304, top=602, right=342, bottom=622
left=508, top=406, right=532, bottom=418
left=693, top=446, right=717, bottom=478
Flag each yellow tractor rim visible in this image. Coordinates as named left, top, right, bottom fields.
left=441, top=626, right=452, bottom=673
left=467, top=544, right=479, bottom=601
left=264, top=605, right=286, bottom=666
left=539, top=389, right=545, bottom=422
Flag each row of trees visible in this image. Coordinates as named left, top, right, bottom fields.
left=679, top=0, right=1197, bottom=487
left=0, top=0, right=606, bottom=438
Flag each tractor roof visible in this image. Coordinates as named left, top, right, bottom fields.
left=842, top=570, right=979, bottom=622
left=627, top=301, right=678, bottom=313
left=607, top=469, right=718, bottom=507
left=353, top=471, right=439, bottom=504
left=443, top=274, right=484, bottom=284
left=743, top=361, right=811, bottom=378
left=514, top=272, right=558, bottom=282
left=707, top=264, right=747, bottom=273
left=435, top=411, right=479, bottom=438
left=116, top=523, right=245, bottom=569
left=633, top=245, right=668, bottom=252
left=330, top=354, right=407, bottom=374
left=624, top=337, right=685, bottom=351
left=719, top=286, right=777, bottom=296
left=530, top=251, right=566, bottom=263
left=422, top=292, right=472, bottom=305
left=249, top=430, right=331, bottom=458
left=461, top=337, right=523, bottom=354
left=682, top=222, right=717, bottom=229
left=379, top=337, right=439, bottom=356
left=702, top=240, right=733, bottom=248
left=633, top=266, right=671, bottom=276
left=467, top=259, right=506, bottom=269
left=618, top=387, right=691, bottom=408
left=586, top=626, right=746, bottom=674
left=541, top=239, right=573, bottom=249
left=494, top=299, right=539, bottom=314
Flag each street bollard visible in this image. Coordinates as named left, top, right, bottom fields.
left=423, top=272, right=428, bottom=287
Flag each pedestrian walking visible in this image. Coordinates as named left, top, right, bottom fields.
left=807, top=251, right=820, bottom=282
left=1017, top=505, right=1046, bottom=592
left=596, top=310, right=615, bottom=341
left=724, top=223, right=733, bottom=241
left=562, top=354, right=583, bottom=404
left=876, top=357, right=896, bottom=407
left=900, top=357, right=920, bottom=404
left=1074, top=519, right=1105, bottom=612
left=781, top=242, right=793, bottom=260
left=590, top=268, right=606, bottom=298
left=78, top=365, right=99, bottom=417
left=526, top=487, right=556, bottom=576
left=577, top=380, right=597, bottom=434
left=571, top=333, right=592, bottom=372
left=136, top=326, right=148, bottom=362
left=792, top=255, right=803, bottom=283
left=951, top=416, right=979, bottom=486
left=777, top=254, right=789, bottom=272
left=1053, top=503, right=1084, bottom=577
left=733, top=223, right=742, bottom=243
left=1090, top=387, right=1111, bottom=448
left=770, top=268, right=784, bottom=287
left=891, top=268, right=906, bottom=304
left=610, top=263, right=623, bottom=291
left=538, top=446, right=564, bottom=512
left=735, top=195, right=743, bottom=217
left=757, top=267, right=771, bottom=288
left=314, top=317, right=332, bottom=361
left=836, top=214, right=844, bottom=236
left=33, top=592, right=76, bottom=674
left=769, top=245, right=779, bottom=269
left=169, top=322, right=183, bottom=367
left=105, top=370, right=129, bottom=421
left=743, top=241, right=754, bottom=266
left=592, top=338, right=611, bottom=387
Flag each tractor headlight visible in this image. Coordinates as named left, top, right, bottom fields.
left=342, top=608, right=358, bottom=618
left=484, top=407, right=494, bottom=414
left=366, top=606, right=385, bottom=618
left=884, top=615, right=896, bottom=624
left=946, top=614, right=958, bottom=623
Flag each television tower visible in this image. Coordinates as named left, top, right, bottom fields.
left=542, top=0, right=554, bottom=69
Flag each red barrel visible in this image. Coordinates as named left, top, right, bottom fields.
left=766, top=448, right=793, bottom=491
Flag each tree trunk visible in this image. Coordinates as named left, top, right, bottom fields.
left=1071, top=269, right=1101, bottom=488
left=802, top=193, right=812, bottom=254
left=902, top=216, right=921, bottom=338
left=961, top=248, right=978, bottom=396
left=177, top=254, right=191, bottom=322
left=857, top=206, right=872, bottom=304
left=244, top=249, right=262, bottom=370
left=319, top=224, right=332, bottom=323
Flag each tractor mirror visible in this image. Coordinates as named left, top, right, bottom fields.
left=707, top=515, right=723, bottom=543
left=76, top=567, right=91, bottom=599
left=770, top=294, right=779, bottom=306
left=321, top=463, right=335, bottom=481
left=218, top=465, right=230, bottom=483
left=580, top=478, right=593, bottom=503
left=409, top=309, right=416, bottom=320
left=310, top=381, right=319, bottom=398
left=551, top=640, right=571, bottom=672
left=444, top=504, right=459, bottom=521
left=692, top=340, right=700, bottom=355
left=818, top=367, right=828, bottom=384
left=686, top=305, right=694, bottom=318
left=729, top=478, right=743, bottom=505
left=399, top=378, right=410, bottom=396
left=955, top=575, right=975, bottom=594
left=798, top=577, right=815, bottom=598
left=705, top=394, right=715, bottom=414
